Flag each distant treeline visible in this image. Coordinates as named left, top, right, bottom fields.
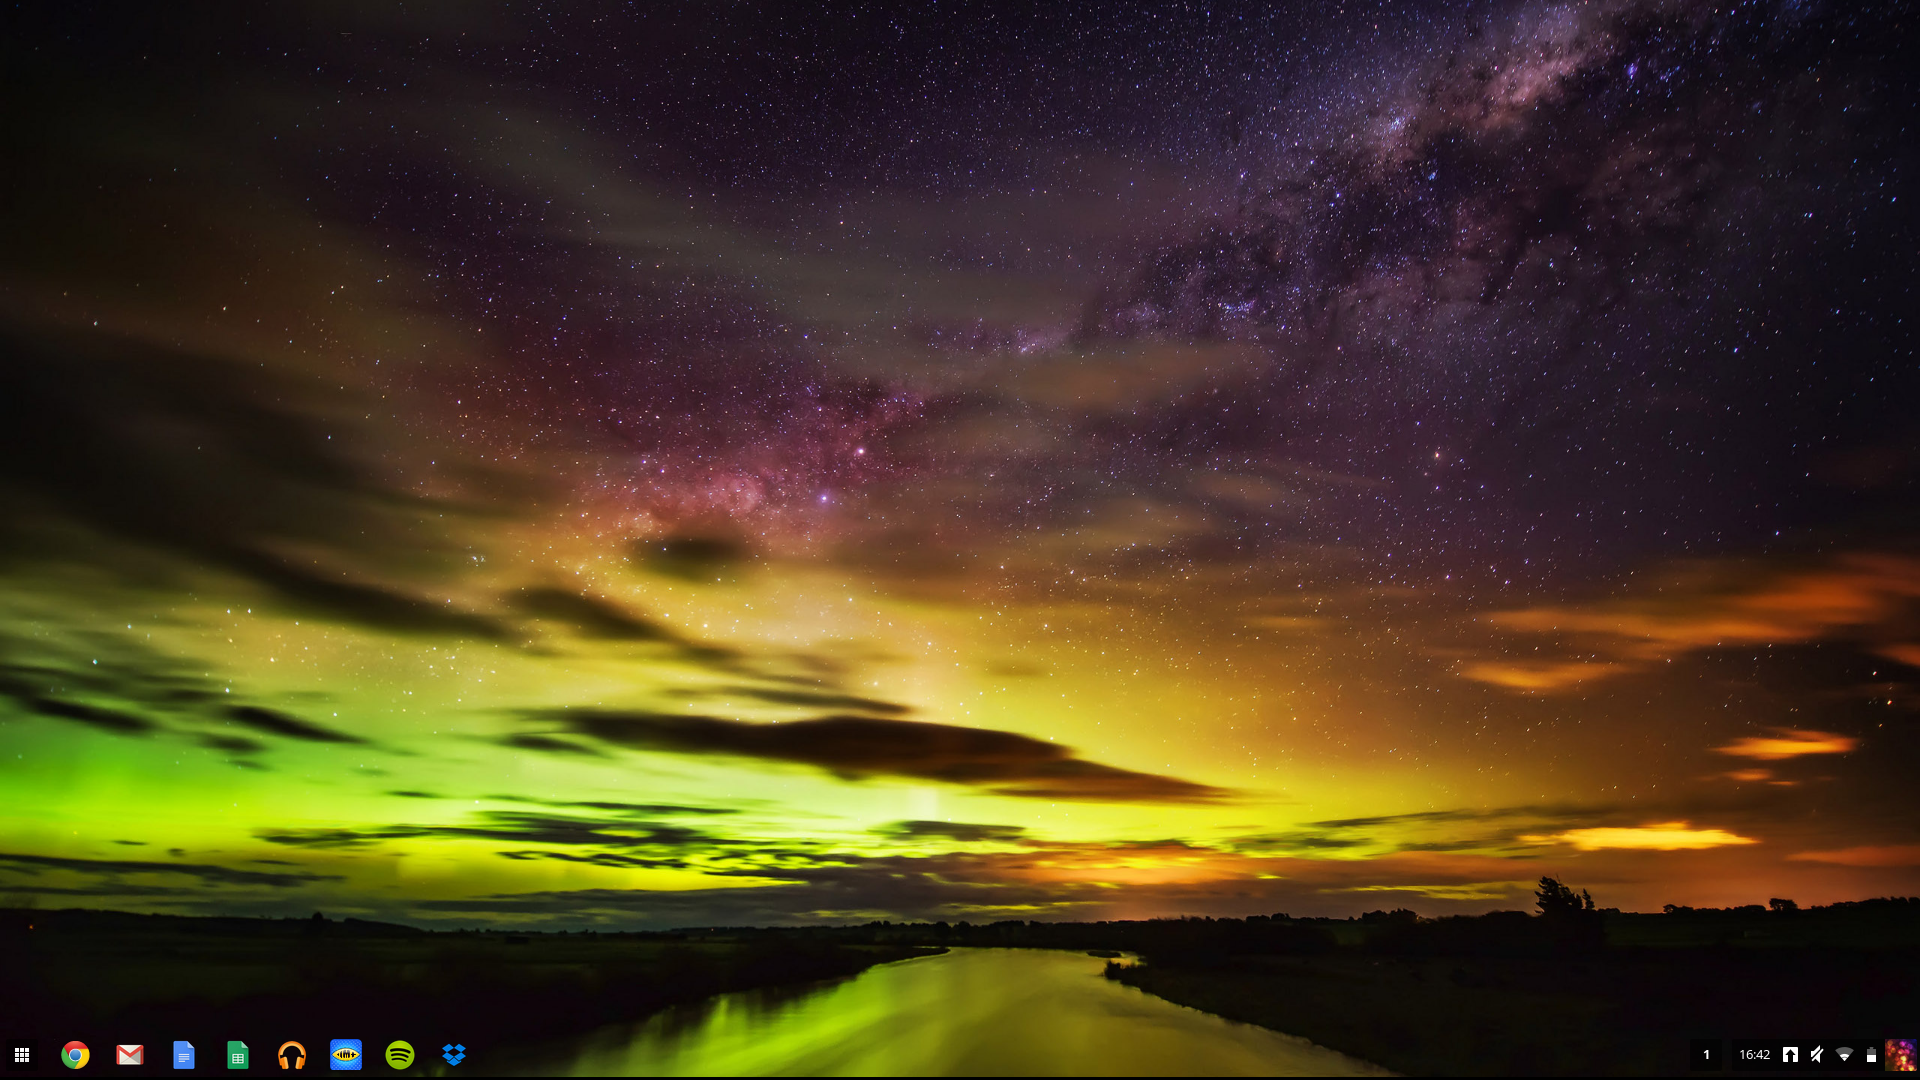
left=9, top=886, right=1918, bottom=958
left=658, top=887, right=1920, bottom=962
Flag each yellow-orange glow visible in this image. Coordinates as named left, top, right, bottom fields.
left=1471, top=554, right=1920, bottom=690
left=1788, top=845, right=1920, bottom=867
left=1878, top=642, right=1920, bottom=668
left=1527, top=822, right=1757, bottom=851
left=1713, top=728, right=1858, bottom=760
left=1459, top=659, right=1617, bottom=691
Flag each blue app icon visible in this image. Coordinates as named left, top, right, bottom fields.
left=441, top=1043, right=466, bottom=1066
left=328, top=1040, right=362, bottom=1071
left=172, top=1042, right=194, bottom=1069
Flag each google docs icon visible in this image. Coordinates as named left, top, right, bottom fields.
left=172, top=1042, right=194, bottom=1069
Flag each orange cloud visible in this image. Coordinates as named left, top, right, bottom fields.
left=1457, top=659, right=1617, bottom=692
left=1878, top=642, right=1920, bottom=668
left=1461, top=553, right=1920, bottom=691
left=1787, top=844, right=1920, bottom=867
left=1523, top=822, right=1757, bottom=851
left=1343, top=881, right=1529, bottom=901
left=1712, top=728, right=1858, bottom=760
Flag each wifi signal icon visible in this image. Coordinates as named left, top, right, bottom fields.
left=384, top=1041, right=415, bottom=1069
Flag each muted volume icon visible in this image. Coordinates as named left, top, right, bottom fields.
left=384, top=1042, right=413, bottom=1069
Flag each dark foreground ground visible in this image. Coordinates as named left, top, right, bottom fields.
left=1101, top=903, right=1920, bottom=1076
left=4, top=900, right=1915, bottom=1075
left=1110, top=948, right=1915, bottom=1075
left=0, top=908, right=937, bottom=1069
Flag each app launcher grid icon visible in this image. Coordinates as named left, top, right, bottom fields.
left=114, top=1046, right=143, bottom=1066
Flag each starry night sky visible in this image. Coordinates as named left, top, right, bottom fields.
left=1, top=0, right=1916, bottom=927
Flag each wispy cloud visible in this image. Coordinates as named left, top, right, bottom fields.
left=1456, top=659, right=1620, bottom=692
left=1787, top=845, right=1920, bottom=867
left=1461, top=553, right=1920, bottom=691
left=1521, top=822, right=1757, bottom=851
left=878, top=821, right=1030, bottom=844
left=520, top=708, right=1229, bottom=804
left=0, top=851, right=342, bottom=887
left=1712, top=728, right=1859, bottom=761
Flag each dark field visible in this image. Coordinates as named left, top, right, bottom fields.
left=5, top=899, right=1915, bottom=1075
left=1105, top=902, right=1920, bottom=1076
left=0, top=908, right=938, bottom=1063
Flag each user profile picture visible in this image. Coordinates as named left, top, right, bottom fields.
left=1887, top=1039, right=1917, bottom=1073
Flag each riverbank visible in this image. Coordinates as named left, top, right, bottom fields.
left=1, top=908, right=941, bottom=1050
left=1107, top=944, right=1919, bottom=1076
left=527, top=947, right=1388, bottom=1076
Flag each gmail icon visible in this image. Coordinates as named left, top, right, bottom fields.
left=116, top=1045, right=145, bottom=1066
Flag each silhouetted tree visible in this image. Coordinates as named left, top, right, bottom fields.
left=1769, top=897, right=1799, bottom=912
left=1535, top=877, right=1595, bottom=916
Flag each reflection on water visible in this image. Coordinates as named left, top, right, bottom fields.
left=535, top=948, right=1387, bottom=1077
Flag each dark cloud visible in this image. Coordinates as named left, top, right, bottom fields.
left=498, top=733, right=607, bottom=757
left=703, top=685, right=912, bottom=716
left=534, top=708, right=1228, bottom=803
left=1308, top=805, right=1597, bottom=831
left=398, top=846, right=1284, bottom=928
left=197, top=734, right=267, bottom=754
left=496, top=850, right=692, bottom=871
left=225, top=705, right=366, bottom=744
left=879, top=820, right=1030, bottom=844
left=388, top=790, right=441, bottom=799
left=1232, top=833, right=1367, bottom=853
left=408, top=859, right=1054, bottom=927
left=507, top=587, right=780, bottom=675
left=0, top=851, right=340, bottom=888
left=256, top=811, right=721, bottom=852
left=511, top=587, right=676, bottom=642
left=13, top=695, right=155, bottom=734
left=489, top=795, right=740, bottom=816
left=0, top=632, right=206, bottom=734
left=634, top=536, right=752, bottom=583
left=226, top=552, right=514, bottom=642
left=0, top=327, right=513, bottom=641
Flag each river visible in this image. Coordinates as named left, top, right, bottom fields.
left=524, top=947, right=1388, bottom=1076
